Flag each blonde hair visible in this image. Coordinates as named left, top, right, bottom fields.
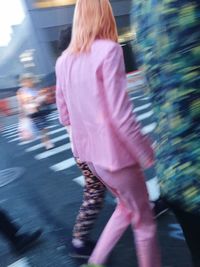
left=68, top=0, right=118, bottom=53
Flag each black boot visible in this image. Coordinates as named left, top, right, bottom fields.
left=0, top=209, right=42, bottom=254
left=12, top=230, right=42, bottom=254
left=151, top=197, right=169, bottom=218
left=0, top=209, right=19, bottom=240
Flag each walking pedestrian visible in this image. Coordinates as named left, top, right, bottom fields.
left=58, top=25, right=166, bottom=259
left=0, top=208, right=42, bottom=254
left=56, top=1, right=161, bottom=266
left=0, top=99, right=9, bottom=132
left=17, top=74, right=54, bottom=150
left=132, top=1, right=200, bottom=266
left=58, top=26, right=106, bottom=258
left=0, top=101, right=5, bottom=132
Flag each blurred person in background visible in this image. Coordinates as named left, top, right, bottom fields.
left=0, top=99, right=10, bottom=132
left=17, top=74, right=54, bottom=149
left=0, top=208, right=42, bottom=254
left=0, top=101, right=5, bottom=132
left=56, top=1, right=161, bottom=267
left=132, top=1, right=200, bottom=266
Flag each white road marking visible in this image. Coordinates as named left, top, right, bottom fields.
left=3, top=126, right=19, bottom=135
left=18, top=137, right=40, bottom=146
left=35, top=143, right=71, bottom=160
left=141, top=97, right=150, bottom=101
left=130, top=95, right=144, bottom=100
left=9, top=136, right=31, bottom=143
left=4, top=131, right=22, bottom=138
left=47, top=117, right=59, bottom=121
left=5, top=125, right=57, bottom=139
left=48, top=115, right=58, bottom=120
left=50, top=157, right=76, bottom=172
left=17, top=136, right=40, bottom=146
left=26, top=133, right=69, bottom=152
left=141, top=123, right=157, bottom=135
left=9, top=126, right=66, bottom=143
left=18, top=125, right=59, bottom=145
left=48, top=113, right=58, bottom=117
left=151, top=141, right=157, bottom=149
left=127, top=71, right=140, bottom=78
left=137, top=110, right=154, bottom=122
left=127, top=79, right=145, bottom=89
left=7, top=132, right=29, bottom=140
left=4, top=123, right=18, bottom=130
left=146, top=177, right=160, bottom=201
left=73, top=176, right=85, bottom=187
left=134, top=103, right=152, bottom=113
left=8, top=258, right=31, bottom=267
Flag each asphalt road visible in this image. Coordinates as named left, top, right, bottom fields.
left=0, top=75, right=192, bottom=267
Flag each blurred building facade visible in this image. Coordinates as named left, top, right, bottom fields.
left=0, top=0, right=134, bottom=90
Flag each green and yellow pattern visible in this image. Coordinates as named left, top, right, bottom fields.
left=132, top=1, right=200, bottom=213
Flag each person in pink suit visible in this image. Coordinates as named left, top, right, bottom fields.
left=55, top=1, right=161, bottom=266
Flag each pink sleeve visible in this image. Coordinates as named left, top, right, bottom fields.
left=102, top=43, right=154, bottom=166
left=55, top=62, right=71, bottom=126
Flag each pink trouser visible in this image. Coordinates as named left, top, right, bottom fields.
left=87, top=163, right=161, bottom=267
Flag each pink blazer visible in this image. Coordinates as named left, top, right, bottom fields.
left=56, top=40, right=153, bottom=171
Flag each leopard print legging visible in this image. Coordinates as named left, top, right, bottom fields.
left=73, top=159, right=106, bottom=241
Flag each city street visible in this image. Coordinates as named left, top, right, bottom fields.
left=0, top=75, right=192, bottom=267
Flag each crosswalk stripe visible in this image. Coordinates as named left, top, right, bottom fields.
left=130, top=95, right=144, bottom=100
left=43, top=126, right=66, bottom=136
left=7, top=132, right=31, bottom=140
left=48, top=114, right=58, bottom=119
left=5, top=125, right=58, bottom=139
left=3, top=131, right=18, bottom=137
left=50, top=157, right=76, bottom=172
left=48, top=113, right=58, bottom=117
left=48, top=115, right=58, bottom=120
left=3, top=115, right=58, bottom=134
left=47, top=117, right=58, bottom=122
left=141, top=97, right=150, bottom=101
left=19, top=138, right=39, bottom=146
left=9, top=136, right=33, bottom=143
left=146, top=177, right=160, bottom=201
left=3, top=126, right=19, bottom=134
left=8, top=258, right=31, bottom=267
left=4, top=123, right=18, bottom=131
left=3, top=124, right=58, bottom=138
left=73, top=176, right=85, bottom=187
left=137, top=110, right=154, bottom=122
left=18, top=125, right=59, bottom=145
left=127, top=79, right=144, bottom=89
left=9, top=126, right=66, bottom=143
left=35, top=143, right=71, bottom=160
left=134, top=103, right=152, bottom=113
left=26, top=133, right=69, bottom=152
left=141, top=122, right=157, bottom=135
